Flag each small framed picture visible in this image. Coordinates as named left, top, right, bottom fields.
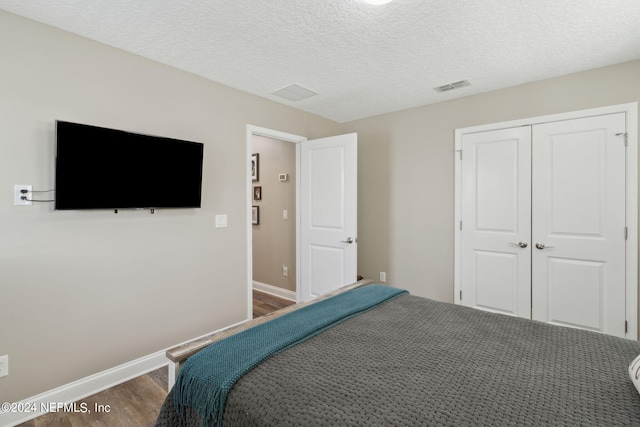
left=251, top=153, right=259, bottom=182
left=253, top=186, right=262, bottom=201
left=252, top=206, right=259, bottom=225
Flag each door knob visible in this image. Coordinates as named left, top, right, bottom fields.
left=535, top=242, right=554, bottom=250
left=509, top=241, right=528, bottom=249
left=341, top=237, right=355, bottom=244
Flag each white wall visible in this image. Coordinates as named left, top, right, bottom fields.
left=0, top=10, right=340, bottom=403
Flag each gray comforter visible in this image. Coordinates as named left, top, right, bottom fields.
left=156, top=294, right=640, bottom=426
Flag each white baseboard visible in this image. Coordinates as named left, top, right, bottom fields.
left=253, top=280, right=296, bottom=301
left=2, top=277, right=307, bottom=427
left=0, top=351, right=168, bottom=427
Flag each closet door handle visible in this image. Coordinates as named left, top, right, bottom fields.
left=535, top=242, right=554, bottom=250
left=509, top=241, right=528, bottom=249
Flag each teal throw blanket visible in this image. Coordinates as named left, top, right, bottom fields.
left=173, top=284, right=408, bottom=426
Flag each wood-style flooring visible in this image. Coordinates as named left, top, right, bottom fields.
left=252, top=289, right=296, bottom=318
left=18, top=290, right=295, bottom=427
left=17, top=368, right=168, bottom=427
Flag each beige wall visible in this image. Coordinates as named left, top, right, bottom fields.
left=0, top=11, right=340, bottom=403
left=3, top=7, right=640, bottom=405
left=342, top=60, right=640, bottom=303
left=251, top=136, right=296, bottom=292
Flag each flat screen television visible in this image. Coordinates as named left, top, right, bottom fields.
left=55, top=121, right=204, bottom=210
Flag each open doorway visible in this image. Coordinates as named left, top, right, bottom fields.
left=252, top=136, right=296, bottom=296
left=246, top=125, right=306, bottom=319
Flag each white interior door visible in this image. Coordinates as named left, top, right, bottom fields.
left=460, top=127, right=532, bottom=318
left=300, top=133, right=357, bottom=301
left=531, top=113, right=627, bottom=337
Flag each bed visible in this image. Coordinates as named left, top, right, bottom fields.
left=155, top=282, right=640, bottom=426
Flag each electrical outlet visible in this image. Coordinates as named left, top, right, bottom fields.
left=14, top=185, right=32, bottom=206
left=282, top=265, right=289, bottom=277
left=0, top=355, right=8, bottom=378
left=380, top=272, right=386, bottom=282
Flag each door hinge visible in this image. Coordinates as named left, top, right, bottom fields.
left=626, top=320, right=628, bottom=333
left=616, top=132, right=628, bottom=147
left=456, top=149, right=462, bottom=160
left=459, top=220, right=463, bottom=230
left=459, top=290, right=462, bottom=300
left=625, top=226, right=628, bottom=240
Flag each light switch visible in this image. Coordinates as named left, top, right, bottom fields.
left=283, top=210, right=288, bottom=220
left=215, top=214, right=228, bottom=228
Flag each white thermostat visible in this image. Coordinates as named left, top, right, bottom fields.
left=278, top=173, right=288, bottom=182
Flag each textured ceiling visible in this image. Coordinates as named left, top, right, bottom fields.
left=1, top=0, right=640, bottom=123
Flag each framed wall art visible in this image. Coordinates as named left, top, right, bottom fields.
left=251, top=153, right=259, bottom=182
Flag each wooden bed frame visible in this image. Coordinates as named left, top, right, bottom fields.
left=165, top=279, right=374, bottom=388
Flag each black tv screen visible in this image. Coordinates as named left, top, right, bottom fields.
left=55, top=121, right=204, bottom=210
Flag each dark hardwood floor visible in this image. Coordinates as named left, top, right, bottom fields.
left=18, top=291, right=295, bottom=427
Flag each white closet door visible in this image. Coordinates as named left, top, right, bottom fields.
left=460, top=127, right=532, bottom=318
left=531, top=113, right=627, bottom=337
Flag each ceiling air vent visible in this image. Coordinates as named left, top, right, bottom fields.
left=272, top=84, right=318, bottom=102
left=433, top=80, right=471, bottom=93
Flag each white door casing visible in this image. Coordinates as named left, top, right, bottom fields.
left=531, top=114, right=626, bottom=335
left=246, top=125, right=307, bottom=319
left=460, top=127, right=532, bottom=318
left=454, top=103, right=638, bottom=339
left=246, top=127, right=358, bottom=311
left=300, top=133, right=358, bottom=301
